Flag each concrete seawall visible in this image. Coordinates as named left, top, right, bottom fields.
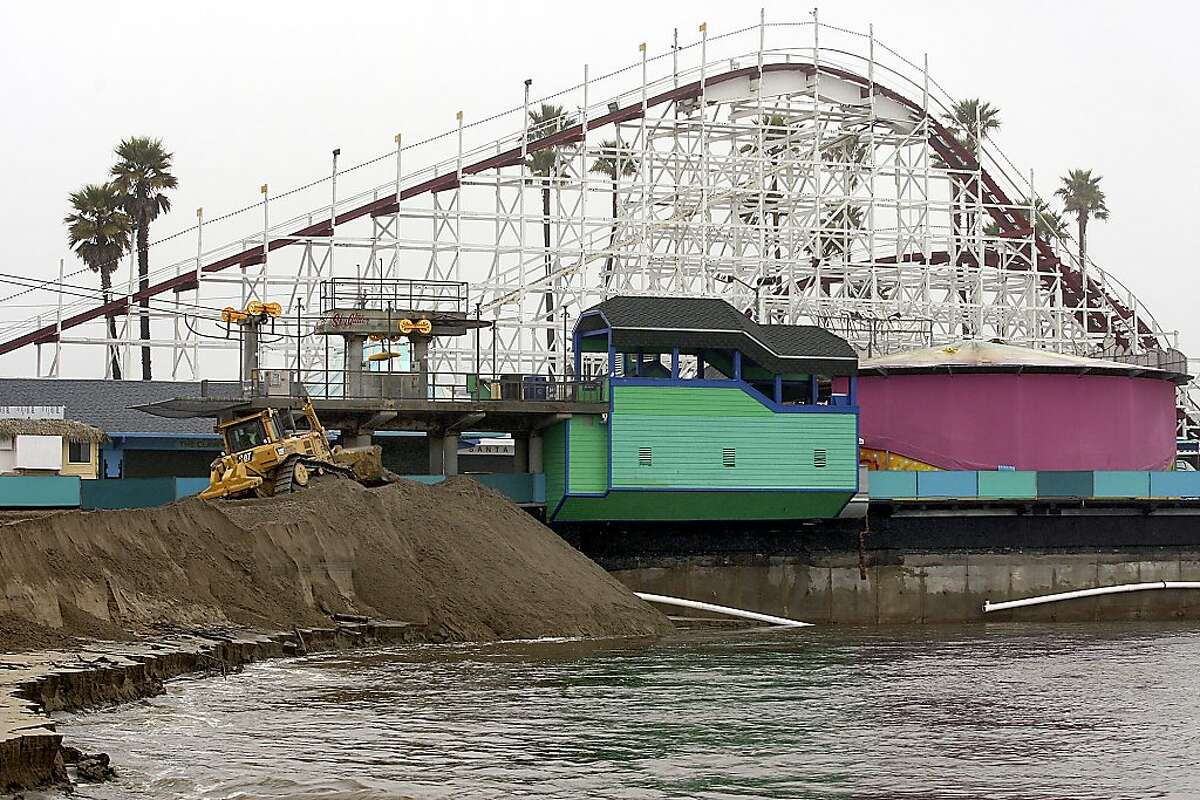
left=612, top=549, right=1200, bottom=625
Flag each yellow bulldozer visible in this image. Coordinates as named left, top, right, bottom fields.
left=200, top=401, right=384, bottom=500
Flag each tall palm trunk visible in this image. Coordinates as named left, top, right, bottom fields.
left=770, top=174, right=782, bottom=268
left=1077, top=211, right=1089, bottom=334
left=541, top=181, right=555, bottom=374
left=136, top=206, right=151, bottom=380
left=101, top=267, right=121, bottom=380
left=1076, top=211, right=1088, bottom=266
left=602, top=181, right=617, bottom=290
left=950, top=180, right=962, bottom=251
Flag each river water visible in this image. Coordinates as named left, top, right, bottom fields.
left=57, top=622, right=1200, bottom=799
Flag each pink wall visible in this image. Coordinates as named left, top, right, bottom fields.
left=858, top=373, right=1177, bottom=471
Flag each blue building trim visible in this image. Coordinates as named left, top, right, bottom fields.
left=611, top=377, right=859, bottom=415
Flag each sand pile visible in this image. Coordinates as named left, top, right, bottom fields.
left=0, top=478, right=671, bottom=650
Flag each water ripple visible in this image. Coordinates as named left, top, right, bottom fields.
left=58, top=622, right=1200, bottom=799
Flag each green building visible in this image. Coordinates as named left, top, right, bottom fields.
left=546, top=296, right=860, bottom=523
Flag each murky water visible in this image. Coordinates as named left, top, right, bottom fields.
left=57, top=622, right=1200, bottom=799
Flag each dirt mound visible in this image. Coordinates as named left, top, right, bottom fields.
left=0, top=478, right=671, bottom=651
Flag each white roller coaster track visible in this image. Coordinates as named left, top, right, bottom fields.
left=4, top=15, right=1195, bottom=436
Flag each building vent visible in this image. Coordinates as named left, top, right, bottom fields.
left=638, top=447, right=653, bottom=466
left=813, top=448, right=828, bottom=468
left=722, top=447, right=736, bottom=468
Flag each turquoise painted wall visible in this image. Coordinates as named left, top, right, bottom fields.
left=0, top=476, right=81, bottom=507
left=869, top=470, right=1200, bottom=501
left=82, top=478, right=176, bottom=509
left=977, top=470, right=1037, bottom=499
left=609, top=383, right=857, bottom=490
left=1092, top=471, right=1151, bottom=498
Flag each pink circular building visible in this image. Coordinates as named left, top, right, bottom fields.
left=857, top=341, right=1187, bottom=472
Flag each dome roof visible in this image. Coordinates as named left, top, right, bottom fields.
left=860, top=340, right=1188, bottom=383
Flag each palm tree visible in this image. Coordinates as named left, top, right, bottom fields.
left=111, top=136, right=178, bottom=380
left=590, top=138, right=638, bottom=290
left=525, top=104, right=577, bottom=367
left=939, top=99, right=1002, bottom=248
left=1055, top=169, right=1109, bottom=266
left=738, top=115, right=801, bottom=269
left=941, top=99, right=1002, bottom=150
left=65, top=183, right=132, bottom=379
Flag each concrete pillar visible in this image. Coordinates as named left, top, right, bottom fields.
left=412, top=336, right=430, bottom=396
left=513, top=435, right=530, bottom=473
left=241, top=322, right=260, bottom=390
left=529, top=431, right=544, bottom=474
left=344, top=335, right=365, bottom=398
left=428, top=433, right=444, bottom=474
left=442, top=433, right=459, bottom=477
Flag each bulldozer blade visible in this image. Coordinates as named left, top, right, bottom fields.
left=332, top=445, right=385, bottom=484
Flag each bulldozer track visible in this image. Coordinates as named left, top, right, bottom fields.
left=297, top=458, right=357, bottom=482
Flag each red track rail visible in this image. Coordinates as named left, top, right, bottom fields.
left=0, top=62, right=1147, bottom=357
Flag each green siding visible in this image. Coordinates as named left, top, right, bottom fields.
left=554, top=489, right=852, bottom=522
left=609, top=384, right=856, bottom=490
left=568, top=415, right=608, bottom=494
left=543, top=421, right=567, bottom=514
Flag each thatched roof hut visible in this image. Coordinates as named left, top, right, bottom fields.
left=0, top=418, right=107, bottom=443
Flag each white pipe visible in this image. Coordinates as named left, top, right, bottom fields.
left=984, top=581, right=1200, bottom=613
left=634, top=592, right=813, bottom=627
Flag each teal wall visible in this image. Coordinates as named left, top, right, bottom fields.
left=1094, top=471, right=1151, bottom=498
left=869, top=470, right=1200, bottom=501
left=0, top=476, right=80, bottom=507
left=609, top=384, right=857, bottom=490
left=82, top=478, right=177, bottom=509
left=977, top=470, right=1037, bottom=499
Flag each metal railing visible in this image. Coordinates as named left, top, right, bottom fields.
left=822, top=313, right=936, bottom=358
left=250, top=368, right=607, bottom=404
left=319, top=278, right=468, bottom=314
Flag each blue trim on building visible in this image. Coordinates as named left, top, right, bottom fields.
left=611, top=377, right=859, bottom=415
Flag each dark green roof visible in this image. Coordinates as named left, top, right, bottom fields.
left=577, top=296, right=858, bottom=376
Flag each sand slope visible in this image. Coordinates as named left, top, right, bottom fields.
left=0, top=478, right=671, bottom=649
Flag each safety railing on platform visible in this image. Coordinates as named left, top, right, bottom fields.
left=250, top=368, right=607, bottom=404
left=319, top=278, right=468, bottom=314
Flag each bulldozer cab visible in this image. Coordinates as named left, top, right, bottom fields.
left=216, top=403, right=323, bottom=455
left=221, top=414, right=273, bottom=453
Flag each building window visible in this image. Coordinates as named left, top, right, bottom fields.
left=638, top=447, right=652, bottom=466
left=68, top=440, right=91, bottom=464
left=722, top=447, right=736, bottom=468
left=813, top=448, right=828, bottom=469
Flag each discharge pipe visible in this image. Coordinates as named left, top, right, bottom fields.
left=984, top=581, right=1200, bottom=613
left=634, top=592, right=812, bottom=627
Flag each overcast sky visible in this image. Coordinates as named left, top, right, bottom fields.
left=2, top=0, right=1197, bottom=371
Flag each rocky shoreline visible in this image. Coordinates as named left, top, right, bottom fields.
left=0, top=618, right=444, bottom=794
